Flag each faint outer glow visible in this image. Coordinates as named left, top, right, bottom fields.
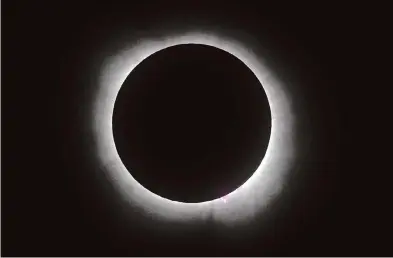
left=93, top=31, right=295, bottom=225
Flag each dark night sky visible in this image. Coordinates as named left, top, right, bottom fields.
left=2, top=1, right=391, bottom=256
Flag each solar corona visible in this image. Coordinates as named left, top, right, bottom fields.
left=93, top=31, right=295, bottom=224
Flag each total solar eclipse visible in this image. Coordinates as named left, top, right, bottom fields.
left=94, top=32, right=295, bottom=223
left=112, top=44, right=271, bottom=203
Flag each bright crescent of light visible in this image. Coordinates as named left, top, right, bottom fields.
left=93, top=31, right=295, bottom=225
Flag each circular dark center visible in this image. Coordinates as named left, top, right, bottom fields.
left=112, top=44, right=271, bottom=203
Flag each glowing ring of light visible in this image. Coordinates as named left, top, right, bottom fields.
left=93, top=31, right=295, bottom=224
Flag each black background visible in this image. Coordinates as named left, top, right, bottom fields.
left=2, top=1, right=391, bottom=256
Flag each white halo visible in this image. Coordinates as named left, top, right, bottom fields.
left=93, top=31, right=295, bottom=224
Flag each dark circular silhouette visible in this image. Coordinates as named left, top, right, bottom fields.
left=113, top=44, right=271, bottom=203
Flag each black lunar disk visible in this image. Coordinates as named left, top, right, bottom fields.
left=112, top=44, right=271, bottom=203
